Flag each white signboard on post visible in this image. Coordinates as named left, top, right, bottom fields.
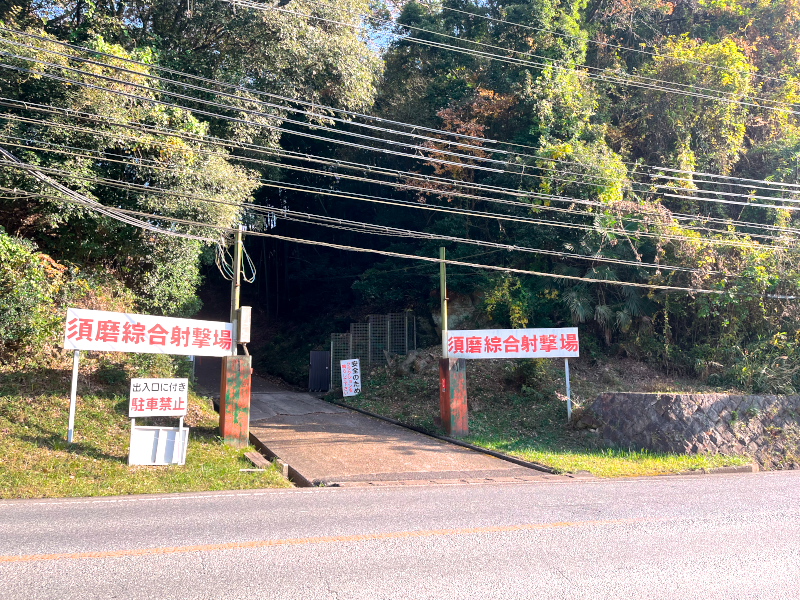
left=446, top=327, right=579, bottom=359
left=340, top=359, right=362, bottom=397
left=63, top=308, right=234, bottom=357
left=129, top=378, right=189, bottom=417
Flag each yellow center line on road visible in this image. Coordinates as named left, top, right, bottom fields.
left=0, top=517, right=643, bottom=563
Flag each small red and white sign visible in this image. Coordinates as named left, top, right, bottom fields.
left=447, top=327, right=579, bottom=359
left=129, top=378, right=189, bottom=417
left=63, top=308, right=233, bottom=357
left=340, top=359, right=362, bottom=397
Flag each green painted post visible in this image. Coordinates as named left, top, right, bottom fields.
left=220, top=355, right=251, bottom=448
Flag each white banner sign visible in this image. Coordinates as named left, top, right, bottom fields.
left=63, top=308, right=233, bottom=356
left=340, top=359, right=362, bottom=397
left=447, top=327, right=579, bottom=359
left=129, top=378, right=189, bottom=417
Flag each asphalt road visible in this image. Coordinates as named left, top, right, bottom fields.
left=1, top=471, right=799, bottom=599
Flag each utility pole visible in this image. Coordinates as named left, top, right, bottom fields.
left=219, top=223, right=251, bottom=448
left=438, top=247, right=468, bottom=436
left=440, top=246, right=448, bottom=359
left=229, top=224, right=243, bottom=352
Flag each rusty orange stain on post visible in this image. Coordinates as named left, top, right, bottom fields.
left=439, top=358, right=468, bottom=436
left=219, top=356, right=251, bottom=448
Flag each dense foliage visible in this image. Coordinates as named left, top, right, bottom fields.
left=0, top=0, right=381, bottom=361
left=345, top=0, right=800, bottom=392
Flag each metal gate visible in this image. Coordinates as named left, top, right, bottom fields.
left=308, top=350, right=331, bottom=392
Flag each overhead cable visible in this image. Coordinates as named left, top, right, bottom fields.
left=1, top=112, right=798, bottom=245
left=3, top=26, right=799, bottom=196
left=3, top=57, right=800, bottom=227
left=224, top=0, right=800, bottom=116
left=0, top=146, right=220, bottom=243
left=2, top=30, right=799, bottom=197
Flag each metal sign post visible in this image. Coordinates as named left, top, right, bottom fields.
left=178, top=416, right=186, bottom=464
left=67, top=349, right=80, bottom=443
left=565, top=358, right=573, bottom=422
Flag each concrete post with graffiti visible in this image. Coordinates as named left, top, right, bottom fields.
left=439, top=358, right=468, bottom=437
left=220, top=355, right=252, bottom=448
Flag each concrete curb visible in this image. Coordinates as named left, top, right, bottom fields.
left=323, top=398, right=558, bottom=476
left=675, top=463, right=759, bottom=476
left=323, top=398, right=761, bottom=480
left=248, top=432, right=314, bottom=488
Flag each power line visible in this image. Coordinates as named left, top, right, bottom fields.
left=267, top=208, right=713, bottom=273
left=6, top=23, right=799, bottom=193
left=0, top=145, right=221, bottom=243
left=0, top=31, right=745, bottom=197
left=2, top=110, right=798, bottom=246
left=18, top=182, right=800, bottom=298
left=4, top=54, right=800, bottom=228
left=76, top=205, right=800, bottom=297
left=1, top=34, right=797, bottom=228
left=6, top=158, right=796, bottom=296
left=1, top=114, right=797, bottom=250
left=225, top=0, right=800, bottom=116
left=29, top=193, right=732, bottom=294
left=3, top=29, right=799, bottom=198
left=436, top=4, right=797, bottom=87
left=2, top=152, right=794, bottom=254
left=0, top=26, right=548, bottom=152
left=0, top=41, right=686, bottom=202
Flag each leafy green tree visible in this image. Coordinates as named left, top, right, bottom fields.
left=614, top=37, right=755, bottom=176
left=0, top=27, right=258, bottom=314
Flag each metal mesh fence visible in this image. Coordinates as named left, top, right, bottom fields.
left=330, top=333, right=352, bottom=389
left=331, top=313, right=417, bottom=387
left=388, top=312, right=408, bottom=355
left=368, top=314, right=389, bottom=364
left=350, top=323, right=370, bottom=365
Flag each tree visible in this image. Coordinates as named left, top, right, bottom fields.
left=0, top=27, right=258, bottom=314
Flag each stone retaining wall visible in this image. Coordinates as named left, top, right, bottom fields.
left=578, top=393, right=800, bottom=469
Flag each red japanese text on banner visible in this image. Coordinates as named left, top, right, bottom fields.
left=64, top=308, right=234, bottom=357
left=340, top=358, right=362, bottom=397
left=128, top=378, right=189, bottom=417
left=447, top=328, right=579, bottom=359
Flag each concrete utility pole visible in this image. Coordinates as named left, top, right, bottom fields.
left=438, top=247, right=468, bottom=436
left=229, top=225, right=243, bottom=351
left=220, top=223, right=252, bottom=448
left=440, top=246, right=448, bottom=359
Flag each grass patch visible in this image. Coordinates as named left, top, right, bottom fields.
left=332, top=350, right=753, bottom=478
left=0, top=363, right=292, bottom=499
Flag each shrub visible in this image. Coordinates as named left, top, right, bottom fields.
left=0, top=228, right=135, bottom=365
left=0, top=228, right=61, bottom=361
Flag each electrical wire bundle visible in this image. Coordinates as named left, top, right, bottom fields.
left=0, top=19, right=798, bottom=298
